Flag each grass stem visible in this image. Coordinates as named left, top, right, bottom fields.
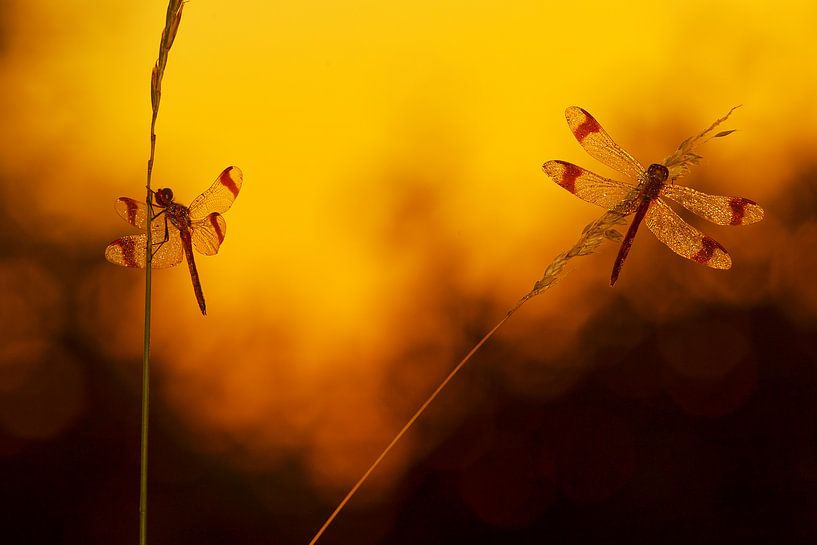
left=139, top=2, right=184, bottom=544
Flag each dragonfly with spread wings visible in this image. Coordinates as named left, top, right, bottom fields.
left=105, top=166, right=243, bottom=315
left=543, top=107, right=764, bottom=285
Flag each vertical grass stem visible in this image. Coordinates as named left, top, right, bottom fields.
left=140, top=2, right=184, bottom=544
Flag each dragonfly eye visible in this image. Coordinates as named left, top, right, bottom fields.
left=155, top=188, right=174, bottom=206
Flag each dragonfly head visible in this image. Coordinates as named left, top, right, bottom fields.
left=154, top=188, right=174, bottom=207
left=646, top=163, right=669, bottom=183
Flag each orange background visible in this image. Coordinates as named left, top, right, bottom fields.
left=2, top=1, right=817, bottom=543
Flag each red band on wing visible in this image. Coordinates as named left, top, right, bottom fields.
left=728, top=197, right=757, bottom=226
left=115, top=238, right=138, bottom=267
left=220, top=167, right=240, bottom=198
left=555, top=160, right=581, bottom=193
left=209, top=213, right=225, bottom=244
left=692, top=236, right=726, bottom=264
left=122, top=198, right=139, bottom=226
left=573, top=108, right=601, bottom=143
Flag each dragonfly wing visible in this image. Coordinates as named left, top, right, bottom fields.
left=645, top=198, right=731, bottom=269
left=188, top=166, right=243, bottom=221
left=543, top=160, right=638, bottom=212
left=565, top=107, right=646, bottom=182
left=191, top=213, right=227, bottom=256
left=661, top=184, right=765, bottom=226
left=105, top=230, right=184, bottom=269
left=114, top=196, right=170, bottom=237
left=115, top=197, right=148, bottom=228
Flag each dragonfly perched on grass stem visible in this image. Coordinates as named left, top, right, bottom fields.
left=543, top=107, right=764, bottom=285
left=105, top=166, right=243, bottom=315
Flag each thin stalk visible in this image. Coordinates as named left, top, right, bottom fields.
left=140, top=2, right=184, bottom=545
left=139, top=262, right=151, bottom=545
left=307, top=209, right=628, bottom=545
left=307, top=312, right=514, bottom=545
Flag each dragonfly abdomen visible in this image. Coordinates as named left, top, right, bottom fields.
left=611, top=197, right=653, bottom=286
left=180, top=230, right=206, bottom=315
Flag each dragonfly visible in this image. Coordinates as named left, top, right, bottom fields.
left=542, top=107, right=764, bottom=285
left=105, top=166, right=243, bottom=315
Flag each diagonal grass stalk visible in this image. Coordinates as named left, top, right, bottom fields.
left=307, top=210, right=628, bottom=545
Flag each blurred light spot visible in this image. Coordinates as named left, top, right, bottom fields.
left=426, top=416, right=497, bottom=472
left=0, top=258, right=64, bottom=351
left=500, top=289, right=606, bottom=401
left=622, top=253, right=698, bottom=322
left=383, top=326, right=463, bottom=420
left=585, top=304, right=661, bottom=399
left=658, top=319, right=749, bottom=380
left=664, top=356, right=757, bottom=418
left=306, top=377, right=409, bottom=495
left=772, top=220, right=817, bottom=324
left=159, top=324, right=306, bottom=454
left=458, top=440, right=557, bottom=528
left=513, top=316, right=581, bottom=363
left=583, top=298, right=649, bottom=366
left=0, top=347, right=85, bottom=439
left=0, top=339, right=49, bottom=393
left=0, top=257, right=79, bottom=443
left=501, top=352, right=586, bottom=402
left=76, top=264, right=144, bottom=361
left=600, top=345, right=665, bottom=400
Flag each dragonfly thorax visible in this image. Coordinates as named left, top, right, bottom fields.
left=166, top=202, right=192, bottom=231
left=643, top=163, right=670, bottom=199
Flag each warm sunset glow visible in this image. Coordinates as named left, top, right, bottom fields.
left=3, top=0, right=817, bottom=543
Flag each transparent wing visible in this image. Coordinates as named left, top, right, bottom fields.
left=191, top=213, right=227, bottom=256
left=645, top=198, right=731, bottom=269
left=543, top=160, right=638, bottom=211
left=188, top=166, right=243, bottom=221
left=565, top=106, right=646, bottom=182
left=105, top=230, right=184, bottom=269
left=114, top=197, right=148, bottom=228
left=114, top=197, right=168, bottom=236
left=660, top=184, right=765, bottom=226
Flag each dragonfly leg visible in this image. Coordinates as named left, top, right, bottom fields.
left=150, top=213, right=171, bottom=258
left=151, top=239, right=167, bottom=257
left=146, top=187, right=157, bottom=211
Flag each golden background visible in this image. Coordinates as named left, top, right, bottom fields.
left=2, top=0, right=817, bottom=543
